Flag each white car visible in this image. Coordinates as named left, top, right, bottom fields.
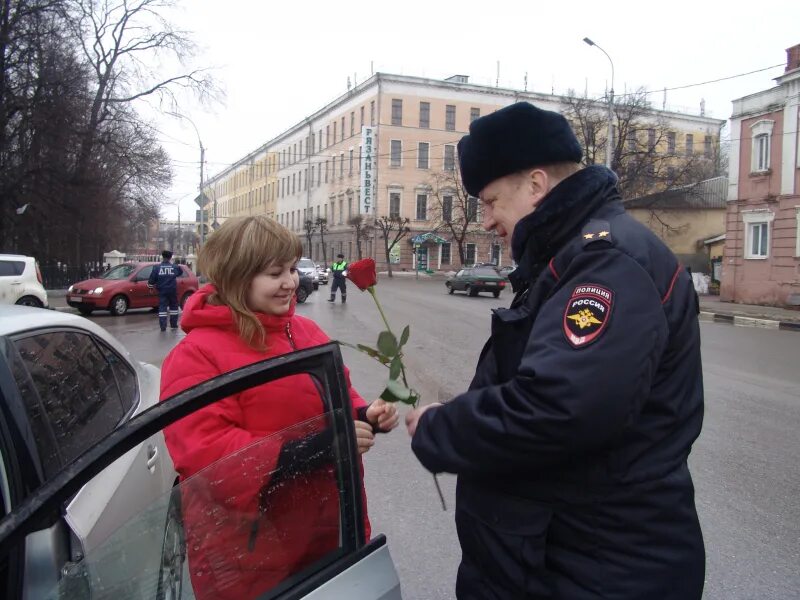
left=0, top=312, right=402, bottom=599
left=297, top=257, right=319, bottom=289
left=0, top=305, right=176, bottom=598
left=0, top=254, right=49, bottom=308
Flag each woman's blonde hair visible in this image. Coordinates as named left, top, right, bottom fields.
left=197, top=215, right=302, bottom=349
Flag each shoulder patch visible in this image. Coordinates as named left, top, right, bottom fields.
left=563, top=284, right=614, bottom=348
left=581, top=219, right=613, bottom=248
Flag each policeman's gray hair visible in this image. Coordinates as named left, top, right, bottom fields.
left=198, top=215, right=302, bottom=349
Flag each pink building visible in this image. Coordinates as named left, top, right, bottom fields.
left=721, top=44, right=800, bottom=307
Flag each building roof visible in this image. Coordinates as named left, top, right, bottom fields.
left=623, top=176, right=728, bottom=210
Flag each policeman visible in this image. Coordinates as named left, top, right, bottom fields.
left=148, top=250, right=180, bottom=331
left=328, top=253, right=347, bottom=303
left=406, top=102, right=705, bottom=599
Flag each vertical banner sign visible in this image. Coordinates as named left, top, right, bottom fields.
left=360, top=126, right=375, bottom=215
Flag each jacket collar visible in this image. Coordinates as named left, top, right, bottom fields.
left=509, top=166, right=620, bottom=288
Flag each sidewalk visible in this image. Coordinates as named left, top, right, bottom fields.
left=699, top=295, right=800, bottom=332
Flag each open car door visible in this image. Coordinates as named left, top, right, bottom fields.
left=0, top=342, right=401, bottom=600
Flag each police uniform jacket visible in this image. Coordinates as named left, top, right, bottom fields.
left=412, top=166, right=705, bottom=599
left=148, top=260, right=179, bottom=294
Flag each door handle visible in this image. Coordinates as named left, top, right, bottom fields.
left=146, top=444, right=159, bottom=471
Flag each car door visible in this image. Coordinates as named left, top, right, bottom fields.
left=130, top=265, right=157, bottom=308
left=4, top=328, right=172, bottom=596
left=0, top=342, right=401, bottom=600
left=453, top=269, right=466, bottom=291
left=0, top=259, right=25, bottom=305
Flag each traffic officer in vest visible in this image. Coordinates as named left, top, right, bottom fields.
left=329, top=253, right=348, bottom=303
left=148, top=250, right=180, bottom=331
left=406, top=102, right=705, bottom=599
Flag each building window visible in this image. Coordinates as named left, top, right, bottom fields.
left=491, top=244, right=501, bottom=265
left=704, top=135, right=713, bottom=159
left=470, top=107, right=480, bottom=122
left=742, top=210, right=774, bottom=259
left=292, top=173, right=296, bottom=194
left=325, top=160, right=329, bottom=183
left=445, top=105, right=456, bottom=131
left=667, top=132, right=676, bottom=155
left=441, top=242, right=451, bottom=265
left=299, top=140, right=304, bottom=160
left=360, top=106, right=365, bottom=128
left=419, top=102, right=430, bottom=128
left=333, top=121, right=337, bottom=144
left=444, top=145, right=455, bottom=171
left=749, top=120, right=775, bottom=173
left=466, top=243, right=477, bottom=265
left=349, top=149, right=354, bottom=174
left=350, top=112, right=355, bottom=137
left=685, top=134, right=693, bottom=156
left=391, top=140, right=402, bottom=167
left=442, top=195, right=453, bottom=222
left=326, top=125, right=330, bottom=147
left=389, top=192, right=401, bottom=218
left=627, top=130, right=637, bottom=152
left=358, top=145, right=362, bottom=172
left=647, top=129, right=656, bottom=151
left=418, top=142, right=430, bottom=169
left=339, top=152, right=344, bottom=178
left=341, top=117, right=345, bottom=141
left=370, top=100, right=375, bottom=126
left=467, top=196, right=479, bottom=222
left=416, top=194, right=427, bottom=220
left=391, top=99, right=403, bottom=126
left=667, top=166, right=676, bottom=181
left=319, top=129, right=323, bottom=152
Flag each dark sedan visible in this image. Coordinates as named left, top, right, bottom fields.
left=296, top=272, right=314, bottom=303
left=446, top=266, right=507, bottom=297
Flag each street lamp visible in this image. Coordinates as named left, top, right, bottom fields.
left=167, top=111, right=207, bottom=245
left=583, top=37, right=615, bottom=169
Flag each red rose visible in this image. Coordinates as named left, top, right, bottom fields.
left=347, top=258, right=377, bottom=290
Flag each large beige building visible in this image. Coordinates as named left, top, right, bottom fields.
left=203, top=73, right=723, bottom=272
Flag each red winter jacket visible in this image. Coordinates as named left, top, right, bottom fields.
left=160, top=285, right=370, bottom=600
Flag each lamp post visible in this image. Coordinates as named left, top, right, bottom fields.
left=583, top=37, right=615, bottom=169
left=168, top=111, right=207, bottom=244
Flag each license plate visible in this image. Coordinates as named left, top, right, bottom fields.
left=71, top=296, right=82, bottom=302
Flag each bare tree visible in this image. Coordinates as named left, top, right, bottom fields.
left=562, top=88, right=722, bottom=200
left=348, top=214, right=373, bottom=260
left=427, top=169, right=483, bottom=266
left=303, top=219, right=317, bottom=257
left=315, top=216, right=328, bottom=265
left=374, top=215, right=410, bottom=278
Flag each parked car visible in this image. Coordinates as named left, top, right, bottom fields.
left=315, top=262, right=329, bottom=285
left=0, top=335, right=401, bottom=599
left=498, top=265, right=517, bottom=278
left=296, top=272, right=315, bottom=303
left=0, top=254, right=49, bottom=308
left=297, top=257, right=319, bottom=290
left=0, top=305, right=176, bottom=599
left=66, top=262, right=199, bottom=316
left=446, top=266, right=508, bottom=297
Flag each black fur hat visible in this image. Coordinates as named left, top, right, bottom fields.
left=457, top=102, right=582, bottom=197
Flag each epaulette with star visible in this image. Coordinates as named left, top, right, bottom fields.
left=581, top=219, right=613, bottom=248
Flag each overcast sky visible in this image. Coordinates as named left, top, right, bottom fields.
left=150, top=0, right=800, bottom=221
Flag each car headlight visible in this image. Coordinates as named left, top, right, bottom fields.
left=93, top=286, right=104, bottom=294
left=68, top=285, right=73, bottom=292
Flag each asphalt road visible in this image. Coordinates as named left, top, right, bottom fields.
left=71, top=277, right=800, bottom=599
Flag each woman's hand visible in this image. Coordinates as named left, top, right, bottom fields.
left=366, top=399, right=400, bottom=432
left=354, top=420, right=375, bottom=454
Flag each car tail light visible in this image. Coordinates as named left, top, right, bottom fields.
left=499, top=281, right=505, bottom=287
left=35, top=262, right=43, bottom=284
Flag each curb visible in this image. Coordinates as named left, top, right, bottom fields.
left=699, top=311, right=800, bottom=332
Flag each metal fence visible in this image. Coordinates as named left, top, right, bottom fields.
left=39, top=265, right=96, bottom=290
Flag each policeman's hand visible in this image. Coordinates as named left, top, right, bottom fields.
left=366, top=399, right=399, bottom=432
left=405, top=403, right=442, bottom=437
left=354, top=420, right=375, bottom=454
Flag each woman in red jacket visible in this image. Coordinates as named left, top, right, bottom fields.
left=160, top=215, right=398, bottom=600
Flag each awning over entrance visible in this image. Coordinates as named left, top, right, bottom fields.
left=410, top=232, right=448, bottom=245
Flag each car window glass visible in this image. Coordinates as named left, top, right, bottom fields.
left=13, top=331, right=124, bottom=466
left=2, top=338, right=63, bottom=478
left=0, top=260, right=24, bottom=276
left=98, top=342, right=138, bottom=414
left=474, top=267, right=500, bottom=276
left=298, top=259, right=315, bottom=268
left=46, top=405, right=348, bottom=600
left=456, top=270, right=465, bottom=277
left=135, top=265, right=154, bottom=281
left=101, top=265, right=135, bottom=280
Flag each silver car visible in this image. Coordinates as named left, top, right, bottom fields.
left=0, top=305, right=175, bottom=598
left=297, top=257, right=319, bottom=290
left=0, top=319, right=402, bottom=599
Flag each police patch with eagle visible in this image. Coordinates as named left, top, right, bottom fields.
left=563, top=284, right=614, bottom=347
